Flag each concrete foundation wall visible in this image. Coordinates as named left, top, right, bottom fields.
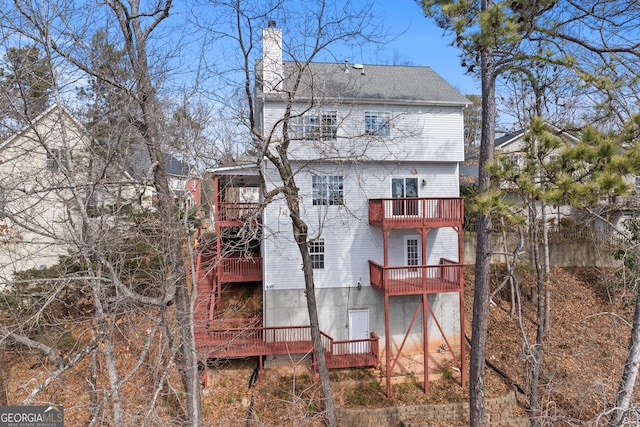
left=264, top=287, right=461, bottom=352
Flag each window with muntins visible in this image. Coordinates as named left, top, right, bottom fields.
left=46, top=148, right=70, bottom=172
left=312, top=175, right=344, bottom=205
left=293, top=112, right=337, bottom=141
left=365, top=112, right=390, bottom=136
left=406, top=238, right=419, bottom=266
left=309, top=239, right=325, bottom=269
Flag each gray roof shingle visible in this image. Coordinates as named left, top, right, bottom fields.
left=258, top=61, right=470, bottom=106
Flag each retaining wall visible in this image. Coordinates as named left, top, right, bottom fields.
left=337, top=390, right=528, bottom=427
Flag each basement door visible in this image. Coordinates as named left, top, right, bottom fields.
left=349, top=308, right=370, bottom=354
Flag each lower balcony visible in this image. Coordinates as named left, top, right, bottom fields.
left=215, top=202, right=261, bottom=226
left=195, top=319, right=379, bottom=370
left=368, top=258, right=463, bottom=295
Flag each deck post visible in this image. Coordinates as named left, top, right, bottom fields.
left=423, top=292, right=428, bottom=394
left=384, top=294, right=391, bottom=397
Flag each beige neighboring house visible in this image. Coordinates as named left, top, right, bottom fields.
left=0, top=104, right=149, bottom=282
left=493, top=127, right=640, bottom=237
left=462, top=124, right=639, bottom=237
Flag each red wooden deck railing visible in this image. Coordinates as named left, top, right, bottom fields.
left=323, top=332, right=380, bottom=369
left=368, top=197, right=463, bottom=229
left=368, top=258, right=463, bottom=295
left=218, top=257, right=263, bottom=282
left=215, top=202, right=261, bottom=224
left=195, top=322, right=379, bottom=369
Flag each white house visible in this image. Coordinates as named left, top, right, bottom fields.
left=0, top=105, right=148, bottom=282
left=195, top=23, right=469, bottom=394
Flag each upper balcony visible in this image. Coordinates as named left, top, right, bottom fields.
left=368, top=197, right=463, bottom=230
left=218, top=256, right=263, bottom=283
left=215, top=202, right=262, bottom=227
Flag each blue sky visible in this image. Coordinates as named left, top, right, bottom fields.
left=350, top=0, right=480, bottom=95
left=178, top=0, right=479, bottom=97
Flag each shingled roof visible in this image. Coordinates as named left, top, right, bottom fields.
left=257, top=61, right=470, bottom=106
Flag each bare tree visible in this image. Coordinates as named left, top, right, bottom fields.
left=420, top=1, right=640, bottom=424
left=194, top=1, right=392, bottom=424
left=0, top=1, right=206, bottom=424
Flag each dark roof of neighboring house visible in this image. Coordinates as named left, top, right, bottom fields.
left=495, top=131, right=524, bottom=147
left=258, top=61, right=470, bottom=106
left=162, top=152, right=194, bottom=177
left=126, top=148, right=197, bottom=181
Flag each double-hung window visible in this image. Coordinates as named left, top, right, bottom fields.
left=312, top=175, right=344, bottom=206
left=365, top=112, right=390, bottom=137
left=309, top=239, right=325, bottom=269
left=293, top=112, right=337, bottom=141
left=46, top=148, right=71, bottom=172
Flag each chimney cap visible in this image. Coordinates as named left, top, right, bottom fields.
left=268, top=20, right=277, bottom=28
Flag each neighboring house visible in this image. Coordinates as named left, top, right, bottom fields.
left=129, top=151, right=202, bottom=214
left=0, top=105, right=146, bottom=281
left=461, top=126, right=580, bottom=185
left=494, top=126, right=581, bottom=227
left=462, top=125, right=638, bottom=237
left=163, top=152, right=202, bottom=211
left=194, top=23, right=469, bottom=394
left=461, top=127, right=580, bottom=229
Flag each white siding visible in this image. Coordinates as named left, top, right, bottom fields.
left=0, top=107, right=145, bottom=280
left=261, top=102, right=464, bottom=163
left=257, top=80, right=465, bottom=347
left=0, top=110, right=85, bottom=276
left=262, top=161, right=460, bottom=291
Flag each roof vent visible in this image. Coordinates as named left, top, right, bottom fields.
left=344, top=59, right=350, bottom=74
left=352, top=63, right=365, bottom=75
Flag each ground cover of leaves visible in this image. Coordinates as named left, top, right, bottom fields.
left=1, top=266, right=637, bottom=426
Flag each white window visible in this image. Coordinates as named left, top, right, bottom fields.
left=312, top=175, right=344, bottom=206
left=506, top=153, right=519, bottom=167
left=406, top=238, right=420, bottom=267
left=309, top=239, right=325, bottom=269
left=292, top=112, right=337, bottom=141
left=365, top=112, right=390, bottom=137
left=87, top=193, right=103, bottom=217
left=46, top=148, right=70, bottom=172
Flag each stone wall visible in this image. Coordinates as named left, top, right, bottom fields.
left=337, top=391, right=528, bottom=427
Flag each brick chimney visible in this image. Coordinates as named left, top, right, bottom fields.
left=262, top=20, right=283, bottom=93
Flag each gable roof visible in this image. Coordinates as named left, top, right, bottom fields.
left=495, top=124, right=580, bottom=152
left=258, top=61, right=470, bottom=106
left=163, top=152, right=195, bottom=177
left=495, top=131, right=524, bottom=148
left=0, top=103, right=87, bottom=150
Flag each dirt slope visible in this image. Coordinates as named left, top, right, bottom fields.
left=1, top=266, right=636, bottom=426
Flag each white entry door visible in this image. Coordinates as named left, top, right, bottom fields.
left=349, top=309, right=370, bottom=354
